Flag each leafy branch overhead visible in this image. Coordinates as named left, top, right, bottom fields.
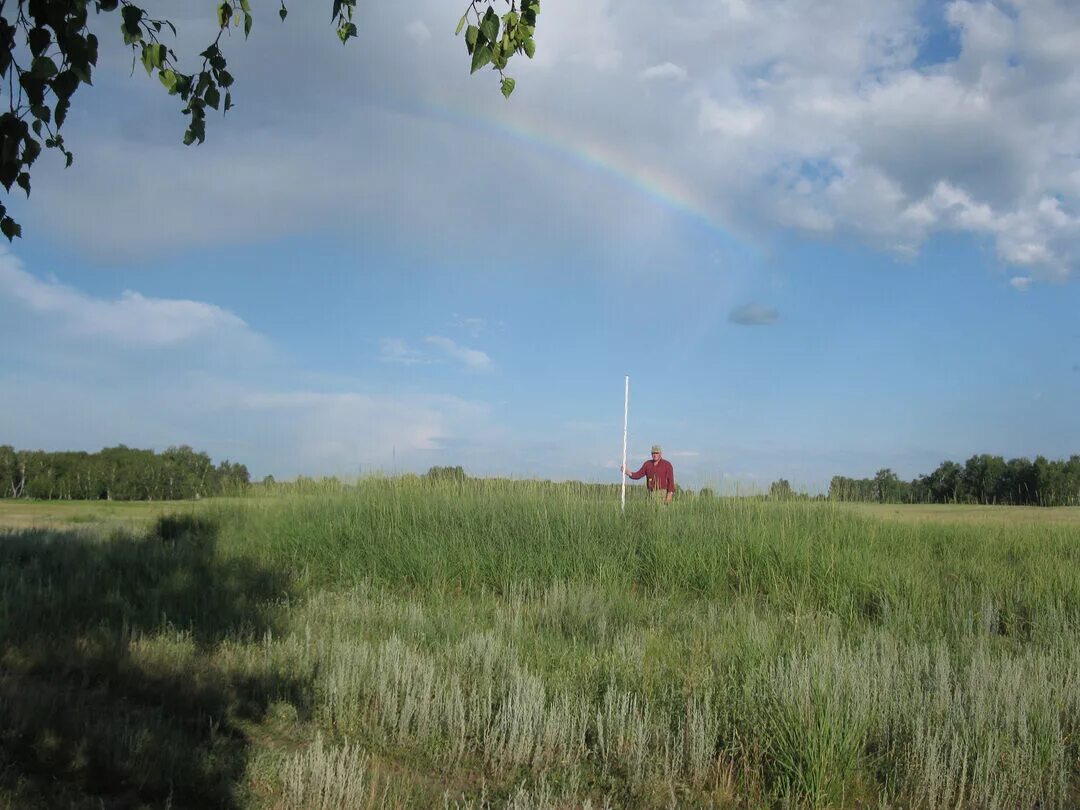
left=0, top=0, right=538, bottom=240
left=456, top=0, right=538, bottom=100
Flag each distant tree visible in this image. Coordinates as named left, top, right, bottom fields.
left=159, top=445, right=215, bottom=498
left=1001, top=457, right=1035, bottom=505
left=216, top=459, right=250, bottom=495
left=1066, top=456, right=1080, bottom=506
left=0, top=444, right=252, bottom=500
left=960, top=454, right=1007, bottom=504
left=923, top=460, right=962, bottom=503
left=698, top=486, right=715, bottom=499
left=909, top=474, right=931, bottom=504
left=18, top=450, right=51, bottom=498
left=830, top=454, right=1079, bottom=508
left=425, top=465, right=467, bottom=483
left=984, top=455, right=1007, bottom=504
left=828, top=475, right=851, bottom=501
left=0, top=444, right=20, bottom=497
left=872, top=468, right=900, bottom=503
left=768, top=479, right=793, bottom=500
left=1035, top=455, right=1073, bottom=506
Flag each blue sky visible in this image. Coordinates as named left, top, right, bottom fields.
left=1, top=0, right=1078, bottom=491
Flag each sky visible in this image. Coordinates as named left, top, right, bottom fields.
left=1, top=0, right=1078, bottom=492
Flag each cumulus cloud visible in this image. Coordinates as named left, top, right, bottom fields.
left=452, top=315, right=487, bottom=338
left=0, top=249, right=253, bottom=347
left=425, top=335, right=493, bottom=372
left=639, top=62, right=687, bottom=81
left=529, top=0, right=622, bottom=71
left=0, top=369, right=497, bottom=478
left=674, top=0, right=1080, bottom=281
left=698, top=96, right=767, bottom=138
left=0, top=251, right=500, bottom=478
left=379, top=334, right=493, bottom=371
left=379, top=337, right=427, bottom=365
left=729, top=303, right=779, bottom=326
left=14, top=0, right=1080, bottom=285
left=516, top=0, right=1080, bottom=283
left=238, top=389, right=490, bottom=472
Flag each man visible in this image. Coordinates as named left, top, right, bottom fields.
left=622, top=444, right=675, bottom=504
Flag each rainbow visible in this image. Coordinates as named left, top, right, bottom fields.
left=412, top=101, right=732, bottom=240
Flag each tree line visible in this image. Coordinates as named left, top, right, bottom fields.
left=829, top=455, right=1080, bottom=507
left=0, top=445, right=250, bottom=501
left=5, top=448, right=1076, bottom=505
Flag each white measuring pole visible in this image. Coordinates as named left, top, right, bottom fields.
left=621, top=375, right=629, bottom=511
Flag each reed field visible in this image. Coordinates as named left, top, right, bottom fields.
left=2, top=480, right=1080, bottom=808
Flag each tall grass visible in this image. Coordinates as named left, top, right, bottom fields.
left=217, top=479, right=1080, bottom=640
left=3, top=478, right=1080, bottom=807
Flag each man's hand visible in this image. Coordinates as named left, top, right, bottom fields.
left=665, top=491, right=673, bottom=504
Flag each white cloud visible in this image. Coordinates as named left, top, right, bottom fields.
left=14, top=0, right=1080, bottom=286
left=425, top=335, right=493, bottom=373
left=529, top=0, right=622, bottom=71
left=1010, top=276, right=1033, bottom=292
left=606, top=0, right=1080, bottom=283
left=698, top=96, right=767, bottom=138
left=912, top=183, right=1077, bottom=278
left=0, top=249, right=253, bottom=347
left=0, top=368, right=497, bottom=478
left=379, top=334, right=493, bottom=371
left=640, top=62, right=687, bottom=81
left=0, top=252, right=500, bottom=478
left=452, top=315, right=487, bottom=338
left=379, top=337, right=427, bottom=365
left=238, top=389, right=490, bottom=472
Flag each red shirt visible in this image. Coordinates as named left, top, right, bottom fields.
left=629, top=458, right=675, bottom=493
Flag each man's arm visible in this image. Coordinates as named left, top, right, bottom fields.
left=665, top=462, right=675, bottom=503
left=623, top=462, right=648, bottom=480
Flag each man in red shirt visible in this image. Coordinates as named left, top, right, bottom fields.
left=622, top=444, right=675, bottom=504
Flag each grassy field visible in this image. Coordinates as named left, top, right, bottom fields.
left=8, top=497, right=1077, bottom=532
left=2, top=483, right=1079, bottom=808
left=0, top=498, right=205, bottom=530
left=850, top=502, right=1080, bottom=527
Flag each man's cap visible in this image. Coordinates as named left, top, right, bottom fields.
left=651, top=444, right=662, bottom=454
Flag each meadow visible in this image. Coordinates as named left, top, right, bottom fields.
left=2, top=482, right=1079, bottom=808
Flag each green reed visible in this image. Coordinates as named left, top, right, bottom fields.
left=3, top=478, right=1079, bottom=807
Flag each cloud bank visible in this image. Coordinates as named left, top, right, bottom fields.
left=12, top=0, right=1080, bottom=285
left=424, top=336, right=494, bottom=373
left=0, top=249, right=251, bottom=347
left=0, top=251, right=497, bottom=477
